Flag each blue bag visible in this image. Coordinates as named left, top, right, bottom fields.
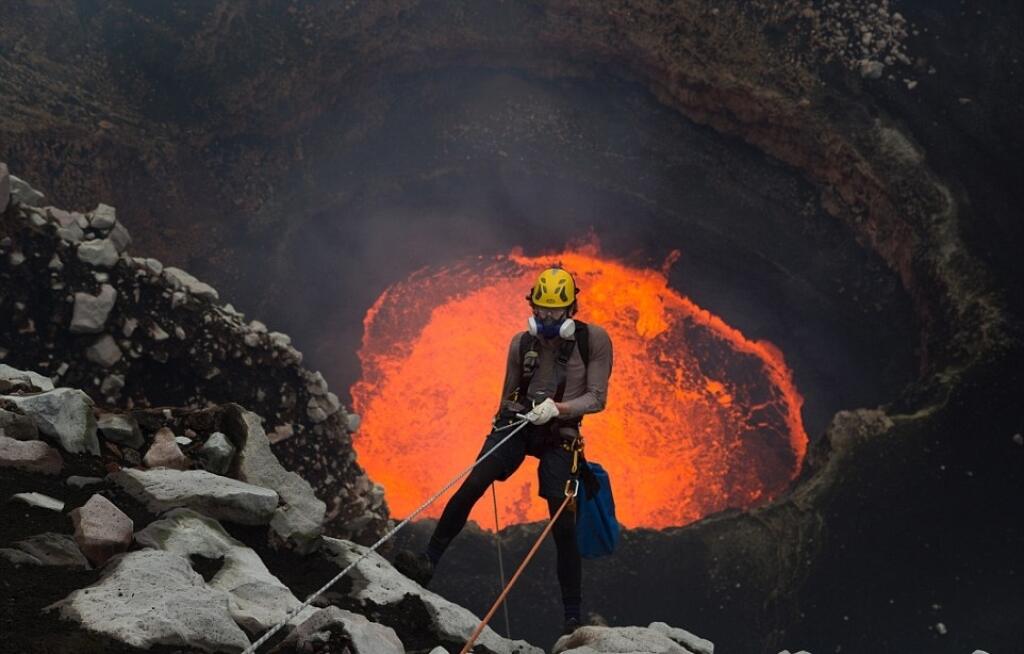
left=576, top=462, right=619, bottom=558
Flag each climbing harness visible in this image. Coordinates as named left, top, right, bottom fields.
left=489, top=483, right=512, bottom=640
left=459, top=478, right=580, bottom=654
left=241, top=417, right=531, bottom=654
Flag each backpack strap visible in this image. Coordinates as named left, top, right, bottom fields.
left=514, top=332, right=540, bottom=404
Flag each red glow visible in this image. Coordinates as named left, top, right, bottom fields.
left=351, top=244, right=807, bottom=529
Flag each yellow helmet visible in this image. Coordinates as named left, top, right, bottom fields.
left=528, top=267, right=577, bottom=308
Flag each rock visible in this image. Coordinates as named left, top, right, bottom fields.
left=0, top=162, right=9, bottom=213
left=11, top=492, right=65, bottom=512
left=57, top=222, right=84, bottom=243
left=199, top=431, right=236, bottom=475
left=66, top=475, right=105, bottom=489
left=0, top=407, right=41, bottom=440
left=76, top=238, right=119, bottom=268
left=648, top=622, right=714, bottom=654
left=69, top=494, right=133, bottom=567
left=230, top=407, right=326, bottom=552
left=0, top=436, right=63, bottom=475
left=859, top=59, right=884, bottom=79
left=47, top=549, right=251, bottom=652
left=163, top=266, right=220, bottom=302
left=268, top=423, right=293, bottom=444
left=109, top=468, right=279, bottom=525
left=97, top=413, right=143, bottom=449
left=6, top=532, right=90, bottom=568
left=85, top=334, right=123, bottom=368
left=136, top=509, right=316, bottom=633
left=70, top=284, right=117, bottom=333
left=0, top=364, right=55, bottom=392
left=5, top=388, right=99, bottom=455
left=108, top=221, right=131, bottom=253
left=88, top=203, right=117, bottom=230
left=272, top=606, right=404, bottom=654
left=9, top=174, right=45, bottom=206
left=143, top=257, right=163, bottom=274
left=344, top=412, right=361, bottom=433
left=554, top=625, right=693, bottom=654
left=321, top=537, right=542, bottom=654
left=100, top=373, right=125, bottom=396
left=144, top=427, right=190, bottom=470
left=0, top=548, right=41, bottom=566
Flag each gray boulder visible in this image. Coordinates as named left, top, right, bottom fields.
left=109, top=221, right=132, bottom=253
left=272, top=606, right=404, bottom=654
left=88, top=203, right=116, bottom=230
left=85, top=334, right=123, bottom=368
left=76, top=238, right=119, bottom=268
left=3, top=532, right=90, bottom=568
left=648, top=622, right=714, bottom=654
left=47, top=549, right=251, bottom=652
left=144, top=426, right=190, bottom=470
left=554, top=625, right=695, bottom=654
left=164, top=266, right=220, bottom=301
left=9, top=174, right=45, bottom=206
left=199, top=431, right=236, bottom=475
left=5, top=388, right=99, bottom=454
left=70, top=494, right=134, bottom=567
left=70, top=284, right=117, bottom=334
left=97, top=413, right=143, bottom=449
left=0, top=364, right=55, bottom=392
left=321, top=537, right=542, bottom=654
left=231, top=407, right=325, bottom=552
left=0, top=436, right=63, bottom=475
left=109, top=468, right=278, bottom=525
left=136, top=509, right=316, bottom=634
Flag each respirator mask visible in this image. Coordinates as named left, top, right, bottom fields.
left=527, top=307, right=576, bottom=339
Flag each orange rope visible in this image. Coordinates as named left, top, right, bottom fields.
left=459, top=485, right=576, bottom=654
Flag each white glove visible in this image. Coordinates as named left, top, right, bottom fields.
left=525, top=398, right=560, bottom=425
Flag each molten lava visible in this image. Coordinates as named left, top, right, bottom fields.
left=351, top=246, right=807, bottom=529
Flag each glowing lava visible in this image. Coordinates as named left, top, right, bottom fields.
left=351, top=245, right=807, bottom=529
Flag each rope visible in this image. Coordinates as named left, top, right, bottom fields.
left=459, top=479, right=579, bottom=654
left=242, top=417, right=531, bottom=654
left=490, top=483, right=512, bottom=640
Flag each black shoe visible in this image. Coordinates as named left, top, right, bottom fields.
left=393, top=549, right=434, bottom=587
left=562, top=617, right=582, bottom=635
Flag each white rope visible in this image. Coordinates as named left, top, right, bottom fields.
left=242, top=417, right=531, bottom=654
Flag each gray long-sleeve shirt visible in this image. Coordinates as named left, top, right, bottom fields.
left=497, top=323, right=613, bottom=425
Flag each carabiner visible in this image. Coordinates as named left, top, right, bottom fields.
left=564, top=478, right=579, bottom=498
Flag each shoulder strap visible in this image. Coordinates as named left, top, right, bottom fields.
left=575, top=321, right=589, bottom=367
left=516, top=332, right=540, bottom=403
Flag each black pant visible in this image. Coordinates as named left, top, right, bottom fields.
left=428, top=424, right=582, bottom=616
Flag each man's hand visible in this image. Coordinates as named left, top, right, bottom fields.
left=525, top=398, right=560, bottom=425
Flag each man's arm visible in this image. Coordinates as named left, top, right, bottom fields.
left=555, top=326, right=612, bottom=418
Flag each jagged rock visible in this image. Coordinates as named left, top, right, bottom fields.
left=9, top=174, right=44, bottom=206
left=554, top=625, right=695, bottom=654
left=109, top=468, right=279, bottom=525
left=0, top=162, right=9, bottom=213
left=230, top=407, right=326, bottom=552
left=6, top=532, right=90, bottom=568
left=0, top=548, right=41, bottom=566
left=57, top=222, right=84, bottom=243
left=344, top=412, right=361, bottom=433
left=0, top=407, right=40, bottom=440
left=199, top=431, right=236, bottom=475
left=47, top=549, right=251, bottom=652
left=136, top=509, right=316, bottom=633
left=109, top=221, right=131, bottom=252
left=272, top=606, right=404, bottom=654
left=144, top=427, right=190, bottom=470
left=164, top=266, right=220, bottom=301
left=0, top=436, right=63, bottom=474
left=4, top=385, right=100, bottom=454
left=70, top=494, right=133, bottom=567
left=321, top=537, right=542, bottom=654
left=70, top=284, right=117, bottom=333
left=648, top=622, right=714, bottom=654
left=100, top=373, right=125, bottom=396
left=85, top=334, right=123, bottom=368
left=97, top=413, right=143, bottom=449
left=67, top=475, right=105, bottom=489
left=88, top=203, right=117, bottom=230
left=76, top=238, right=119, bottom=268
left=0, top=364, right=55, bottom=392
left=11, top=492, right=64, bottom=511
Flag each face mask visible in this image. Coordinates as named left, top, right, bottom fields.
left=527, top=314, right=576, bottom=339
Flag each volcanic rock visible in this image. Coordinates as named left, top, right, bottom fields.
left=199, top=431, right=236, bottom=475
left=229, top=406, right=325, bottom=551
left=3, top=389, right=99, bottom=455
left=70, top=284, right=117, bottom=334
left=66, top=475, right=105, bottom=489
left=272, top=606, right=404, bottom=654
left=11, top=492, right=64, bottom=512
left=88, top=203, right=117, bottom=230
left=144, top=426, right=190, bottom=470
left=0, top=436, right=63, bottom=475
left=76, top=238, right=119, bottom=268
left=554, top=625, right=699, bottom=654
left=47, top=549, right=251, bottom=652
left=8, top=174, right=44, bottom=206
left=84, top=334, right=123, bottom=368
left=648, top=622, right=714, bottom=654
left=0, top=406, right=40, bottom=440
left=0, top=532, right=89, bottom=568
left=97, top=413, right=143, bottom=448
left=109, top=467, right=279, bottom=525
left=164, top=266, right=220, bottom=302
left=0, top=364, right=55, bottom=392
left=321, top=537, right=542, bottom=654
left=136, top=508, right=315, bottom=633
left=69, top=494, right=133, bottom=567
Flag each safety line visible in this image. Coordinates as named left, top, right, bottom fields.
left=242, top=418, right=531, bottom=654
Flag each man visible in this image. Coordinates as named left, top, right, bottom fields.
left=395, top=266, right=613, bottom=635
